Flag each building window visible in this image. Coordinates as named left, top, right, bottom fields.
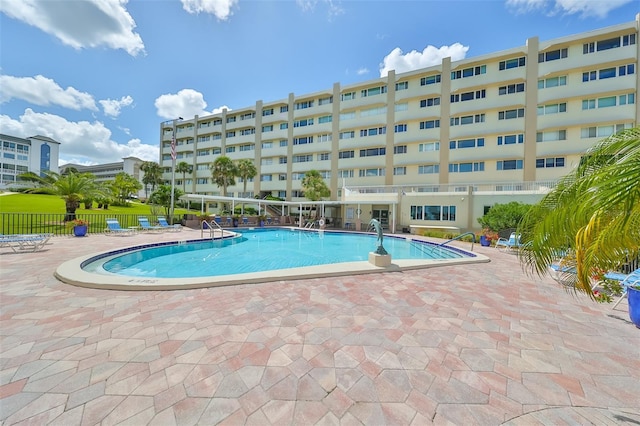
left=499, top=57, right=526, bottom=70
left=497, top=134, right=524, bottom=145
left=451, top=90, right=486, bottom=103
left=359, top=127, right=386, bottom=137
left=295, top=100, right=313, bottom=110
left=339, top=169, right=354, bottom=178
left=318, top=153, right=330, bottom=161
left=317, top=134, right=332, bottom=143
left=226, top=131, right=235, bottom=137
left=359, top=168, right=385, bottom=177
left=581, top=123, right=632, bottom=138
left=419, top=120, right=440, bottom=129
left=294, top=118, right=313, bottom=128
left=420, top=97, right=440, bottom=107
left=261, top=158, right=273, bottom=165
left=262, top=108, right=274, bottom=116
left=280, top=105, right=288, bottom=113
left=450, top=114, right=485, bottom=126
left=537, top=103, right=567, bottom=115
left=361, top=106, right=387, bottom=117
left=262, top=125, right=273, bottom=132
left=293, top=154, right=313, bottom=163
left=340, top=112, right=356, bottom=121
left=341, top=92, right=356, bottom=101
left=279, top=156, right=287, bottom=164
left=240, top=128, right=255, bottom=135
left=394, top=124, right=407, bottom=133
left=359, top=147, right=386, bottom=157
left=361, top=86, right=387, bottom=97
left=278, top=174, right=287, bottom=181
left=261, top=174, right=273, bottom=181
left=536, top=130, right=567, bottom=142
left=395, top=81, right=408, bottom=91
left=196, top=178, right=208, bottom=184
left=451, top=65, right=486, bottom=80
left=538, top=76, right=566, bottom=89
left=339, top=131, right=355, bottom=140
left=420, top=74, right=441, bottom=85
left=418, top=164, right=439, bottom=174
left=418, top=142, right=439, bottom=152
left=538, top=48, right=568, bottom=62
left=318, top=96, right=333, bottom=105
left=498, top=108, right=524, bottom=120
left=279, top=123, right=288, bottom=130
left=498, top=83, right=525, bottom=95
left=497, top=159, right=523, bottom=170
left=393, top=167, right=406, bottom=175
left=225, top=146, right=235, bottom=153
left=318, top=115, right=332, bottom=124
left=394, top=145, right=407, bottom=154
left=293, top=136, right=313, bottom=145
left=240, top=112, right=255, bottom=120
left=536, top=157, right=565, bottom=168
left=449, top=138, right=484, bottom=149
left=226, top=116, right=236, bottom=123
left=338, top=150, right=354, bottom=159
left=449, top=162, right=485, bottom=172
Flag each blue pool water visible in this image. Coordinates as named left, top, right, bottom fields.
left=91, top=228, right=470, bottom=279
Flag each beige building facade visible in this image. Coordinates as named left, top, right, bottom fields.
left=160, top=16, right=639, bottom=232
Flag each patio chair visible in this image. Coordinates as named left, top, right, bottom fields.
left=226, top=217, right=232, bottom=226
left=242, top=217, right=249, bottom=226
left=105, top=219, right=137, bottom=236
left=495, top=232, right=521, bottom=252
left=157, top=217, right=182, bottom=232
left=0, top=233, right=52, bottom=252
left=138, top=217, right=164, bottom=232
left=605, top=267, right=640, bottom=309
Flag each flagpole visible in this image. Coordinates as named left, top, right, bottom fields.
left=169, top=123, right=176, bottom=225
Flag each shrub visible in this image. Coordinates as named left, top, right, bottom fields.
left=478, top=202, right=532, bottom=232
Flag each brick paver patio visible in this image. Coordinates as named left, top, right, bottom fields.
left=1, top=228, right=639, bottom=425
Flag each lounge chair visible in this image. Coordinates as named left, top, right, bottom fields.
left=0, top=233, right=52, bottom=252
left=605, top=267, right=640, bottom=309
left=226, top=217, right=232, bottom=226
left=495, top=232, right=521, bottom=252
left=105, top=219, right=137, bottom=236
left=138, top=217, right=164, bottom=232
left=242, top=217, right=249, bottom=226
left=157, top=217, right=182, bottom=232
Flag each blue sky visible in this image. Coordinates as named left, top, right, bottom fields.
left=0, top=0, right=637, bottom=167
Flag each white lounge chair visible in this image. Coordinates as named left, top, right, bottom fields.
left=105, top=219, right=137, bottom=236
left=0, top=233, right=52, bottom=252
left=495, top=232, right=521, bottom=252
left=157, top=217, right=181, bottom=232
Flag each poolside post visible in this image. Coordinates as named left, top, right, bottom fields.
left=169, top=117, right=183, bottom=225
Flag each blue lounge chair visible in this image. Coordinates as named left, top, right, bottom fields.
left=157, top=217, right=182, bottom=232
left=495, top=232, right=521, bottom=252
left=605, top=267, right=640, bottom=309
left=0, top=233, right=52, bottom=252
left=138, top=217, right=163, bottom=232
left=226, top=217, right=232, bottom=226
left=105, top=219, right=137, bottom=236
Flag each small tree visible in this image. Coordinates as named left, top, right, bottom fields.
left=211, top=156, right=237, bottom=212
left=301, top=170, right=330, bottom=219
left=236, top=159, right=257, bottom=214
left=149, top=184, right=183, bottom=217
left=175, top=161, right=193, bottom=194
left=141, top=161, right=163, bottom=200
left=477, top=202, right=532, bottom=233
left=111, top=172, right=142, bottom=205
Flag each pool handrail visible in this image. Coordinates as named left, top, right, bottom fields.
left=201, top=218, right=226, bottom=239
left=436, top=232, right=476, bottom=252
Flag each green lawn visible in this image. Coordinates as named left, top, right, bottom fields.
left=0, top=193, right=199, bottom=235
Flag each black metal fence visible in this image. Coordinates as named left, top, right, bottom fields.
left=0, top=213, right=180, bottom=236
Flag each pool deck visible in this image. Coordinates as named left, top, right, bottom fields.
left=1, top=228, right=639, bottom=425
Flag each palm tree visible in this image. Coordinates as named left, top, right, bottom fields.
left=18, top=170, right=107, bottom=221
left=236, top=159, right=257, bottom=214
left=301, top=170, right=330, bottom=219
left=518, top=127, right=640, bottom=298
left=210, top=156, right=237, bottom=213
left=140, top=161, right=163, bottom=200
left=175, top=161, right=193, bottom=194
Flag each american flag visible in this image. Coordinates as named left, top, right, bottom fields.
left=171, top=132, right=176, bottom=160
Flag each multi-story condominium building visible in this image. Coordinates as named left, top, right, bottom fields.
left=59, top=156, right=147, bottom=199
left=0, top=134, right=60, bottom=189
left=160, top=16, right=639, bottom=232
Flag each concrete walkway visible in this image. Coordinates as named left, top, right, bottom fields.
left=1, top=229, right=639, bottom=425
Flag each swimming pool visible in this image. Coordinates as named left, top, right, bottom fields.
left=56, top=228, right=489, bottom=290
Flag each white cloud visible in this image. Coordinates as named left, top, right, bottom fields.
left=0, top=0, right=145, bottom=56
left=0, top=74, right=97, bottom=111
left=100, top=95, right=134, bottom=117
left=154, top=89, right=229, bottom=120
left=181, top=0, right=239, bottom=20
left=379, top=43, right=469, bottom=77
left=296, top=0, right=344, bottom=20
left=505, top=0, right=633, bottom=18
left=0, top=108, right=158, bottom=165
left=356, top=68, right=369, bottom=76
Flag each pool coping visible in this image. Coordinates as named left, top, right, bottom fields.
left=55, top=231, right=490, bottom=291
